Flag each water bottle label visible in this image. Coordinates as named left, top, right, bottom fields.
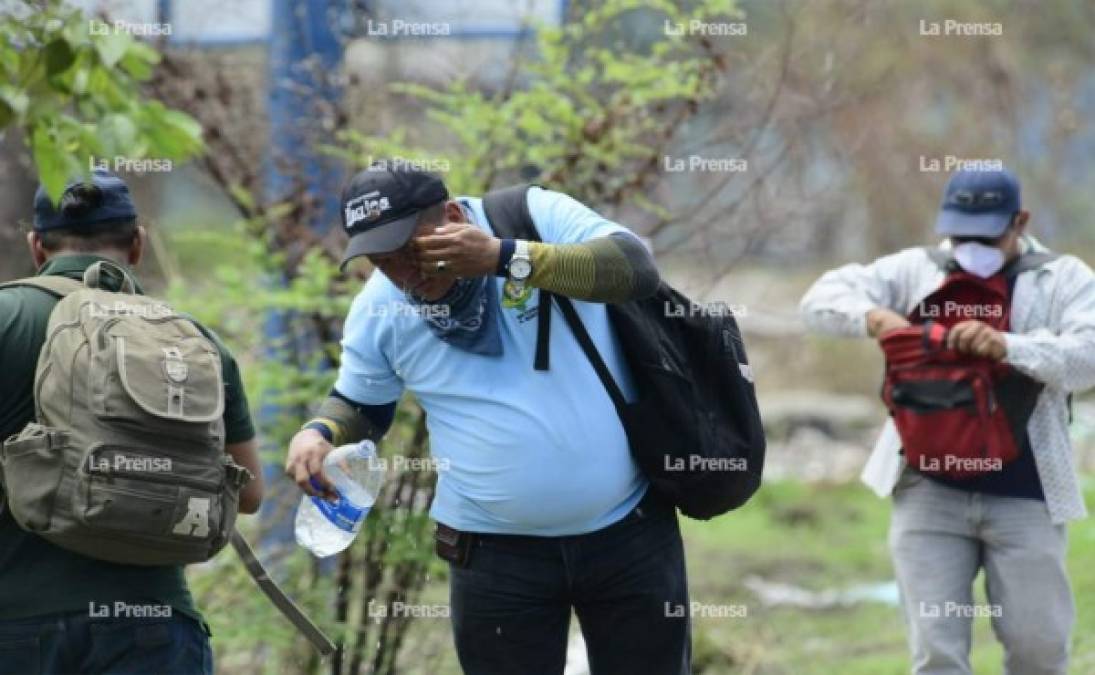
left=308, top=477, right=366, bottom=532
left=310, top=494, right=366, bottom=532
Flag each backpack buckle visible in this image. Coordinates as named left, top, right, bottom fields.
left=225, top=462, right=253, bottom=489
left=45, top=430, right=70, bottom=451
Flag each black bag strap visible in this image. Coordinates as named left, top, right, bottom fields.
left=480, top=184, right=628, bottom=406
left=481, top=184, right=552, bottom=371
left=552, top=295, right=628, bottom=410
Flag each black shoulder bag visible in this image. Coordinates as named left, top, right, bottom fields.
left=483, top=185, right=766, bottom=519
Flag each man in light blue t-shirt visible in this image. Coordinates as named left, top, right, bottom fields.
left=286, top=162, right=690, bottom=674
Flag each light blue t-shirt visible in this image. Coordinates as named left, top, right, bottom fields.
left=334, top=187, right=648, bottom=536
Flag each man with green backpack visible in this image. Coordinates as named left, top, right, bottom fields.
left=0, top=169, right=263, bottom=675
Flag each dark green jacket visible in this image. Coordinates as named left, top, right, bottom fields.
left=0, top=254, right=255, bottom=624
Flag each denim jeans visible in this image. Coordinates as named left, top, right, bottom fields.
left=889, top=468, right=1074, bottom=675
left=0, top=609, right=211, bottom=675
left=446, top=490, right=691, bottom=675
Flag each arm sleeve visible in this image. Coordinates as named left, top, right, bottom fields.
left=1004, top=256, right=1095, bottom=392
left=308, top=389, right=397, bottom=445
left=333, top=286, right=405, bottom=405
left=799, top=249, right=920, bottom=338
left=524, top=187, right=660, bottom=302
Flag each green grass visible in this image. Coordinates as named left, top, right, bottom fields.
left=682, top=480, right=1095, bottom=674
left=213, top=478, right=1095, bottom=673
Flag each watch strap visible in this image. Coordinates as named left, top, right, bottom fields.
left=495, top=238, right=516, bottom=276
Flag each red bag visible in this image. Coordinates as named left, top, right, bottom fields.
left=880, top=267, right=1042, bottom=480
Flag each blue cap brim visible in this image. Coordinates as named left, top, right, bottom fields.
left=339, top=212, right=419, bottom=271
left=935, top=208, right=1012, bottom=238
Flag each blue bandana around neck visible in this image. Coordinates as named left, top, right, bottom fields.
left=407, top=276, right=503, bottom=357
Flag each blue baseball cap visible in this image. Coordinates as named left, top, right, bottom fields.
left=338, top=161, right=449, bottom=269
left=935, top=168, right=1021, bottom=238
left=33, top=169, right=138, bottom=232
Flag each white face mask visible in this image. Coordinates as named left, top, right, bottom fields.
left=952, top=241, right=1006, bottom=278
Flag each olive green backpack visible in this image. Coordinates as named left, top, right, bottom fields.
left=0, top=261, right=336, bottom=656
left=0, top=261, right=250, bottom=564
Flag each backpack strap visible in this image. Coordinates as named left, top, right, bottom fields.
left=1003, top=251, right=1059, bottom=277
left=0, top=275, right=84, bottom=299
left=229, top=529, right=336, bottom=656
left=481, top=185, right=628, bottom=412
left=481, top=184, right=553, bottom=371
left=922, top=246, right=957, bottom=272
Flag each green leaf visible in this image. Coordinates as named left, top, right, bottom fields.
left=62, top=16, right=91, bottom=47
left=32, top=125, right=71, bottom=203
left=100, top=113, right=137, bottom=152
left=161, top=109, right=203, bottom=143
left=0, top=86, right=29, bottom=117
left=92, top=31, right=131, bottom=68
left=71, top=65, right=89, bottom=94
left=43, top=38, right=76, bottom=75
left=119, top=41, right=160, bottom=80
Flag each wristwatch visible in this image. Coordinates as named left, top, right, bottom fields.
left=507, top=240, right=532, bottom=289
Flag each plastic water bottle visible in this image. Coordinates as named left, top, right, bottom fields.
left=294, top=441, right=385, bottom=557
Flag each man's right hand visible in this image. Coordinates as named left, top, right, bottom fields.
left=285, top=428, right=337, bottom=500
left=866, top=307, right=911, bottom=338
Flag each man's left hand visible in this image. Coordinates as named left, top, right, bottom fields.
left=946, top=320, right=1008, bottom=361
left=413, top=223, right=501, bottom=278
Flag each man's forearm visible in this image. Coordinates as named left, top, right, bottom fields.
left=524, top=232, right=659, bottom=303
left=303, top=390, right=397, bottom=445
left=1005, top=330, right=1095, bottom=392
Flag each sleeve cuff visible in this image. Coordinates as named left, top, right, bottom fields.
left=303, top=419, right=337, bottom=443
left=1003, top=332, right=1031, bottom=370
left=495, top=238, right=516, bottom=276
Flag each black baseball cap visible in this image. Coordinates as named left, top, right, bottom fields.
left=339, top=161, right=449, bottom=270
left=935, top=168, right=1021, bottom=238
left=33, top=169, right=138, bottom=232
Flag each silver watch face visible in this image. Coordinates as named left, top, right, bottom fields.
left=510, top=257, right=532, bottom=280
